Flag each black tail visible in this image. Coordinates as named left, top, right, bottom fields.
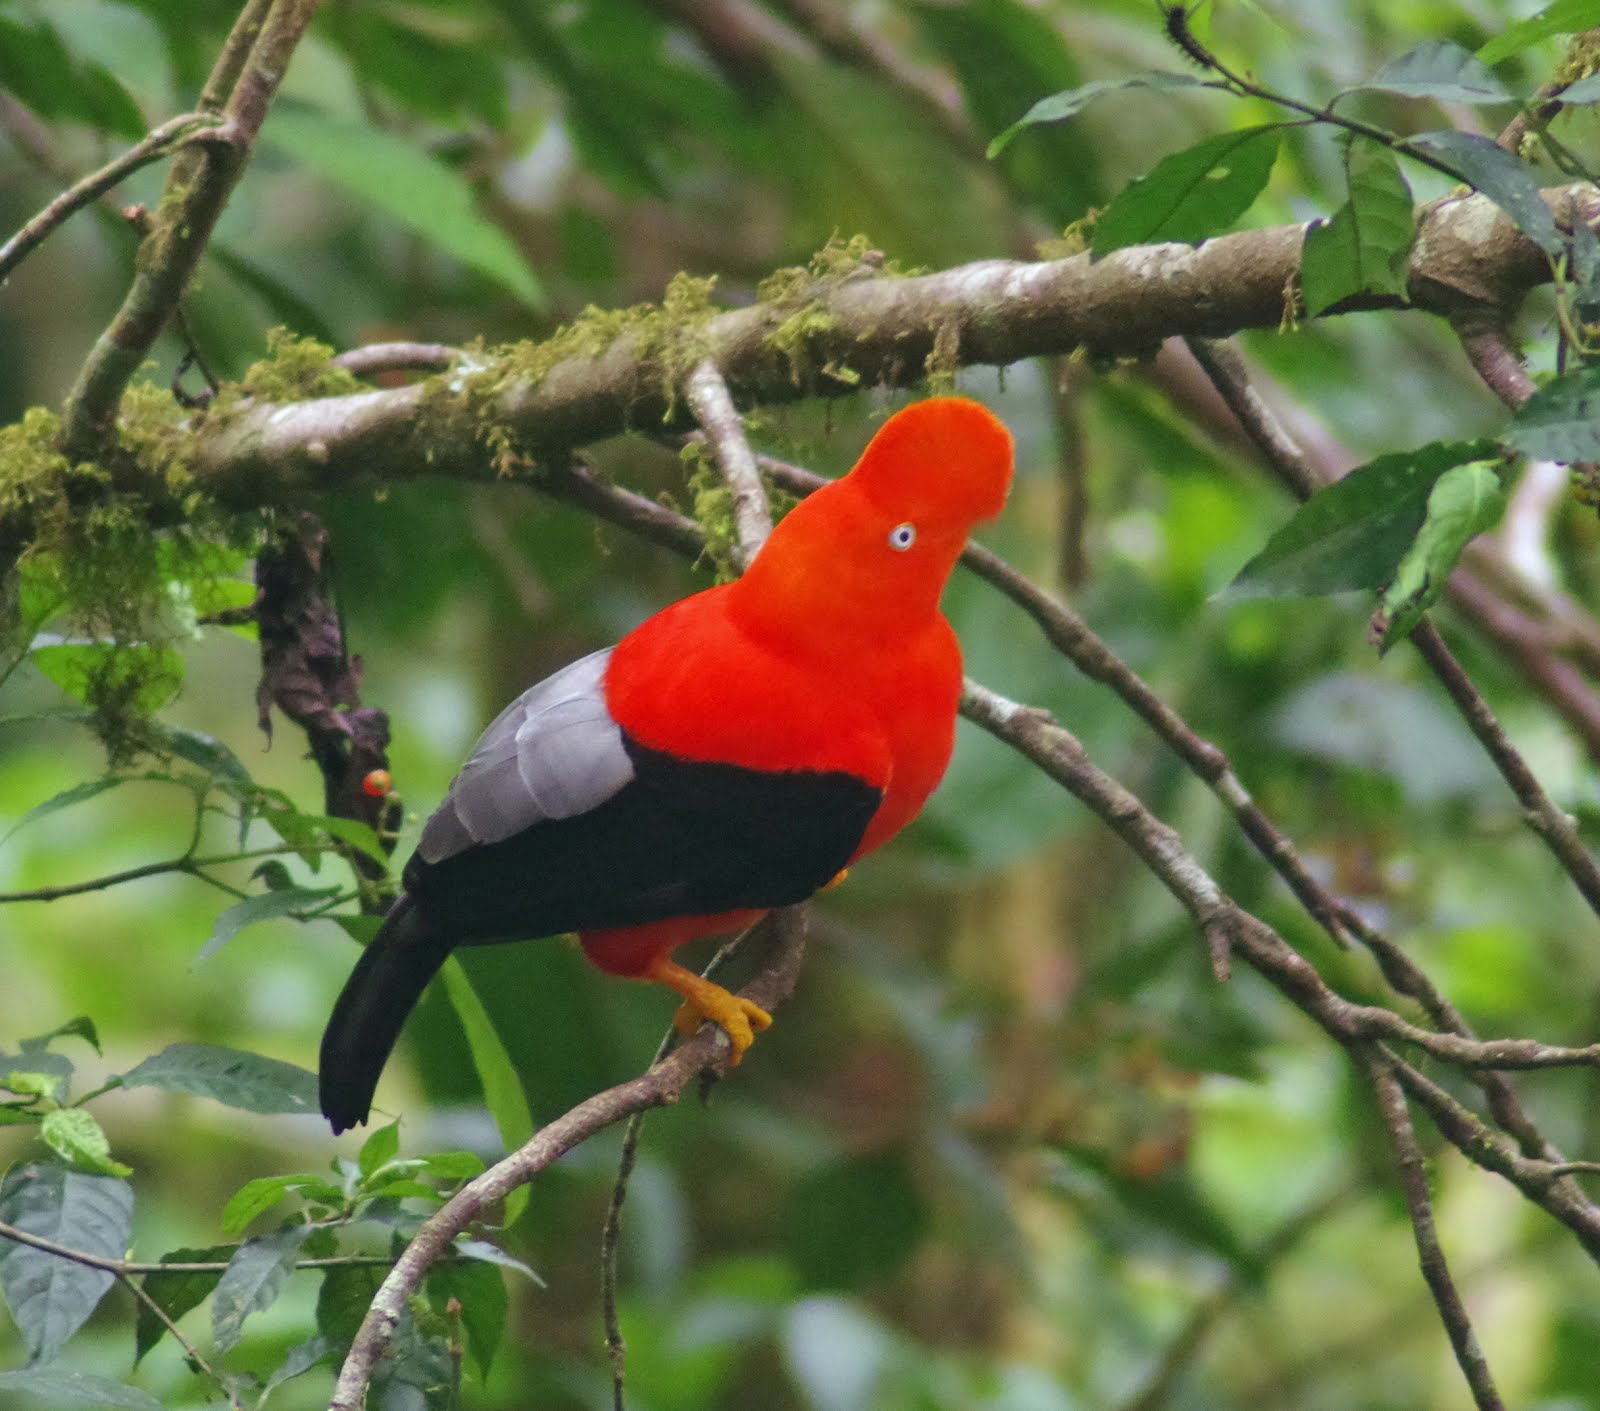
left=319, top=895, right=455, bottom=1133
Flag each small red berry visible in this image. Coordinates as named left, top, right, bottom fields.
left=361, top=769, right=392, bottom=798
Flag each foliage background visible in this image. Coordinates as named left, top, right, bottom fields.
left=2, top=0, right=1599, bottom=1408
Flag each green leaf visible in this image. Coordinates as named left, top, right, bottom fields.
left=440, top=959, right=533, bottom=1226
left=315, top=1263, right=386, bottom=1347
left=1092, top=126, right=1282, bottom=259
left=0, top=1369, right=162, bottom=1410
left=1301, top=136, right=1415, bottom=316
left=1223, top=440, right=1498, bottom=599
left=118, top=1043, right=319, bottom=1115
left=1357, top=40, right=1513, bottom=105
left=262, top=105, right=542, bottom=309
left=0, top=1058, right=72, bottom=1104
left=2, top=777, right=134, bottom=845
left=1505, top=364, right=1600, bottom=460
left=428, top=1257, right=506, bottom=1380
left=20, top=1017, right=100, bottom=1056
left=40, top=1110, right=132, bottom=1178
left=261, top=1333, right=335, bottom=1394
left=986, top=71, right=1210, bottom=157
left=197, top=885, right=341, bottom=963
left=1372, top=461, right=1507, bottom=652
left=134, top=1246, right=232, bottom=1363
left=418, top=1151, right=486, bottom=1184
left=307, top=814, right=391, bottom=866
left=222, top=1174, right=341, bottom=1237
left=783, top=1151, right=929, bottom=1291
left=0, top=1162, right=132, bottom=1363
left=29, top=643, right=183, bottom=715
left=1478, top=0, right=1600, bottom=65
left=212, top=1225, right=309, bottom=1353
left=1403, top=129, right=1564, bottom=254
left=358, top=1120, right=403, bottom=1181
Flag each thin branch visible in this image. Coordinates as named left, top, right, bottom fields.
left=0, top=113, right=224, bottom=282
left=0, top=843, right=350, bottom=904
left=1364, top=1052, right=1506, bottom=1411
left=1185, top=335, right=1600, bottom=923
left=0, top=1218, right=407, bottom=1275
left=60, top=0, right=321, bottom=456
left=328, top=907, right=810, bottom=1411
left=684, top=360, right=773, bottom=568
left=330, top=342, right=462, bottom=379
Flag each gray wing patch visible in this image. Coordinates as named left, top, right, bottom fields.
left=417, top=648, right=634, bottom=864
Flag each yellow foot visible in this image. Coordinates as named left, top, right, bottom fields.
left=823, top=867, right=850, bottom=890
left=643, top=957, right=773, bottom=1063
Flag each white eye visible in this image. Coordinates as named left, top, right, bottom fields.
left=887, top=522, right=917, bottom=551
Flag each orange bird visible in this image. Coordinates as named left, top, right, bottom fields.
left=319, top=397, right=1014, bottom=1131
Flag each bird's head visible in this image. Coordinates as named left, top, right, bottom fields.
left=733, top=398, right=1015, bottom=647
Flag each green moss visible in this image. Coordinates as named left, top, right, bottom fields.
left=237, top=328, right=364, bottom=403
left=682, top=440, right=740, bottom=582
left=755, top=235, right=904, bottom=389
left=1, top=388, right=256, bottom=762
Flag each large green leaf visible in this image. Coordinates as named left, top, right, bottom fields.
left=134, top=1245, right=233, bottom=1363
left=1092, top=126, right=1282, bottom=259
left=262, top=105, right=542, bottom=309
left=1357, top=40, right=1513, bottom=105
left=1223, top=440, right=1498, bottom=598
left=1301, top=136, right=1416, bottom=317
left=427, top=1257, right=506, bottom=1379
left=118, top=1043, right=319, bottom=1116
left=1505, top=364, right=1600, bottom=460
left=0, top=1163, right=132, bottom=1364
left=1478, top=0, right=1600, bottom=65
left=1403, top=129, right=1563, bottom=254
left=440, top=959, right=532, bottom=1227
left=986, top=72, right=1210, bottom=158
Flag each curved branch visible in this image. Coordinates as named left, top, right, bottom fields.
left=328, top=906, right=808, bottom=1411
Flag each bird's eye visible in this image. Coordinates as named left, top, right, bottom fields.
left=887, top=522, right=917, bottom=551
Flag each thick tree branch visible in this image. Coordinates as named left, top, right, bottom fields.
left=165, top=183, right=1592, bottom=511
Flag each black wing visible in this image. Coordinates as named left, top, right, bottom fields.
left=401, top=645, right=882, bottom=942
left=405, top=733, right=882, bottom=942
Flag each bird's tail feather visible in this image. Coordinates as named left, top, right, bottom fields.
left=319, top=895, right=454, bottom=1133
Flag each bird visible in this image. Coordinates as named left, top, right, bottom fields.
left=318, top=396, right=1014, bottom=1132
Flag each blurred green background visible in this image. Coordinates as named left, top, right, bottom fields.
left=3, top=0, right=1600, bottom=1407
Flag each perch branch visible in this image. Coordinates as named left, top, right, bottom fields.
left=328, top=907, right=809, bottom=1411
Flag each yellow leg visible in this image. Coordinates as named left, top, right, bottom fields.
left=823, top=867, right=849, bottom=890
left=642, top=957, right=773, bottom=1063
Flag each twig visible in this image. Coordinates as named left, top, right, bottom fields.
left=331, top=342, right=462, bottom=378
left=328, top=908, right=809, bottom=1411
left=0, top=1218, right=406, bottom=1275
left=1185, top=334, right=1600, bottom=924
left=758, top=451, right=1353, bottom=953
left=60, top=0, right=320, bottom=456
left=599, top=927, right=762, bottom=1411
left=1365, top=1052, right=1507, bottom=1410
left=0, top=113, right=224, bottom=282
left=683, top=360, right=773, bottom=568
